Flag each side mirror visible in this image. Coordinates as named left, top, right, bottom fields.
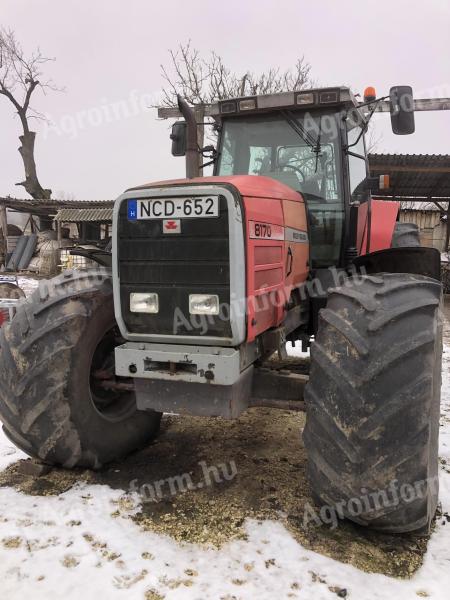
left=390, top=86, right=415, bottom=135
left=170, top=121, right=187, bottom=156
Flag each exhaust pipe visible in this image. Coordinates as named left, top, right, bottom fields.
left=177, top=95, right=200, bottom=179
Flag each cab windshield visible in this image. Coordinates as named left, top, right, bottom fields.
left=216, top=112, right=344, bottom=267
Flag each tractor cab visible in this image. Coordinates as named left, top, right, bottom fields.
left=172, top=85, right=415, bottom=269
left=214, top=89, right=360, bottom=268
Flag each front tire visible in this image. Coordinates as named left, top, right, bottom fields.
left=303, top=273, right=442, bottom=533
left=0, top=270, right=161, bottom=469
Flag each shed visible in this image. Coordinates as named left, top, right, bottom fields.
left=368, top=154, right=450, bottom=252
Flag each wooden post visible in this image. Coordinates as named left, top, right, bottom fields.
left=0, top=203, right=7, bottom=238
left=0, top=203, right=8, bottom=267
left=56, top=220, right=62, bottom=243
left=445, top=202, right=450, bottom=253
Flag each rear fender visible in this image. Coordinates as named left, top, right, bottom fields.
left=357, top=199, right=399, bottom=255
left=353, top=247, right=441, bottom=281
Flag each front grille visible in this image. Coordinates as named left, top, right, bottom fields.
left=118, top=195, right=231, bottom=337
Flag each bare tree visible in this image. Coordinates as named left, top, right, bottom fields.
left=0, top=28, right=61, bottom=200
left=366, top=125, right=383, bottom=154
left=159, top=41, right=313, bottom=108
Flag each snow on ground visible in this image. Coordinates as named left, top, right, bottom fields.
left=0, top=431, right=27, bottom=472
left=0, top=308, right=449, bottom=599
left=286, top=341, right=310, bottom=358
left=16, top=276, right=40, bottom=297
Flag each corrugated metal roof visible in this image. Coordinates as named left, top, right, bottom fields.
left=369, top=153, right=450, bottom=167
left=368, top=154, right=450, bottom=200
left=400, top=203, right=442, bottom=211
left=54, top=208, right=113, bottom=223
left=0, top=197, right=113, bottom=216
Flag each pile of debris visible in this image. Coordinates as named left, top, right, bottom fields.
left=3, top=229, right=73, bottom=276
left=0, top=196, right=114, bottom=277
left=0, top=276, right=25, bottom=327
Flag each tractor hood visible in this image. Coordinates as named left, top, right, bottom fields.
left=126, top=174, right=303, bottom=203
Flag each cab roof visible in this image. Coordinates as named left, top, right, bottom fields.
left=195, top=87, right=360, bottom=119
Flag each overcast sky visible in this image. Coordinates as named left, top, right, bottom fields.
left=1, top=0, right=449, bottom=200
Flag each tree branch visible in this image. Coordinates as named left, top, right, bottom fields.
left=157, top=42, right=313, bottom=108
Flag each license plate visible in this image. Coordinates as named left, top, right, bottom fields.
left=128, top=196, right=219, bottom=220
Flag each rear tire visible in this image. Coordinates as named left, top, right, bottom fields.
left=303, top=273, right=442, bottom=533
left=0, top=270, right=162, bottom=469
left=391, top=222, right=420, bottom=247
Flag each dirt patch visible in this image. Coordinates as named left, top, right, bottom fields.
left=0, top=459, right=93, bottom=496
left=2, top=535, right=23, bottom=549
left=0, top=408, right=431, bottom=578
left=61, top=554, right=80, bottom=568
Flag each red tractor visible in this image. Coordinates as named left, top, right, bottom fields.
left=0, top=86, right=442, bottom=533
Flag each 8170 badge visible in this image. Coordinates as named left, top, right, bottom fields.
left=249, top=221, right=284, bottom=240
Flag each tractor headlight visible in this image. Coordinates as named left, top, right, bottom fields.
left=189, top=294, right=219, bottom=315
left=130, top=292, right=159, bottom=314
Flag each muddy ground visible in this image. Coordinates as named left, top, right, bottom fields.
left=0, top=407, right=433, bottom=579
left=1, top=298, right=449, bottom=580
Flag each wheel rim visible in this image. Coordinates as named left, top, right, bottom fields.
left=89, top=325, right=137, bottom=422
